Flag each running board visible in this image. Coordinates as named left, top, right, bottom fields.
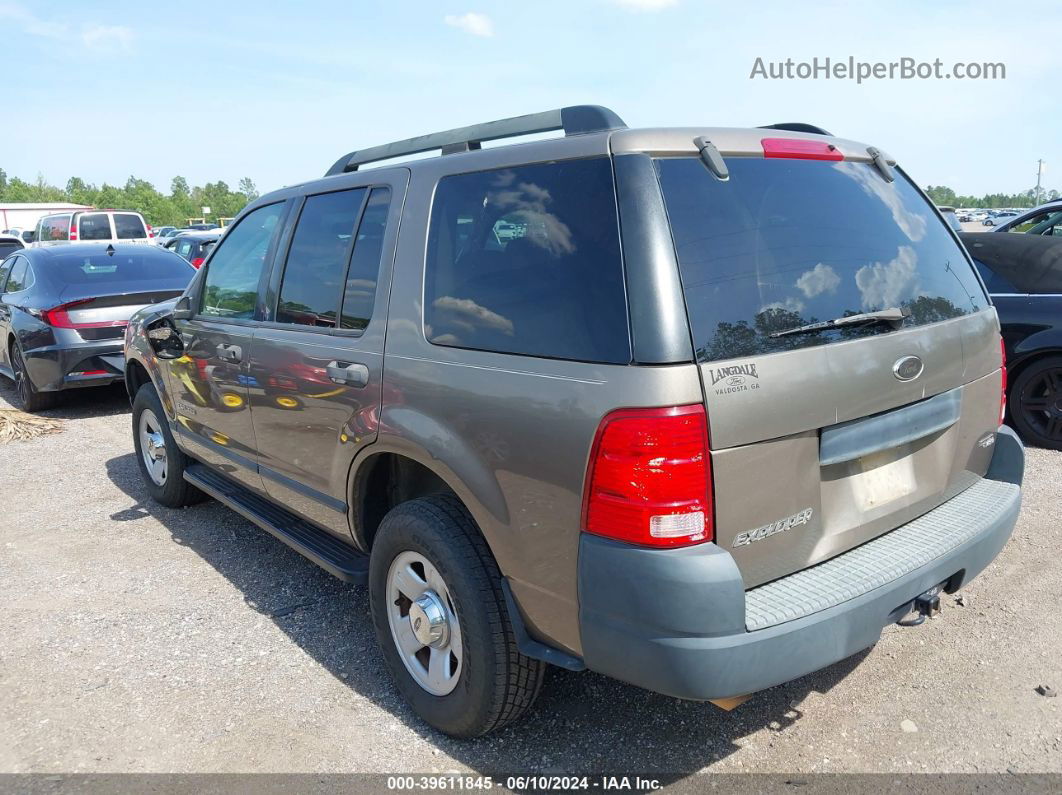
left=183, top=463, right=369, bottom=584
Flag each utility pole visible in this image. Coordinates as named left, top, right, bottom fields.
left=1035, top=159, right=1045, bottom=205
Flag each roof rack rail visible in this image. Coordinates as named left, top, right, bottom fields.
left=325, top=105, right=626, bottom=176
left=759, top=122, right=833, bottom=136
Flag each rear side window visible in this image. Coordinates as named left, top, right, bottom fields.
left=39, top=215, right=70, bottom=242
left=425, top=158, right=630, bottom=363
left=114, top=213, right=147, bottom=239
left=201, top=202, right=285, bottom=319
left=656, top=157, right=988, bottom=363
left=5, top=257, right=32, bottom=292
left=341, top=187, right=390, bottom=331
left=79, top=214, right=113, bottom=240
left=277, top=188, right=367, bottom=328
left=0, top=257, right=15, bottom=290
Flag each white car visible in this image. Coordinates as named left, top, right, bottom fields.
left=32, top=210, right=153, bottom=246
left=0, top=233, right=25, bottom=259
left=988, top=201, right=1062, bottom=235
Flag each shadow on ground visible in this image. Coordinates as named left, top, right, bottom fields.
left=105, top=451, right=871, bottom=779
left=0, top=378, right=130, bottom=420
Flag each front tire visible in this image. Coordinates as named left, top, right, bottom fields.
left=1009, top=355, right=1062, bottom=451
left=369, top=495, right=545, bottom=737
left=131, top=382, right=205, bottom=507
left=8, top=340, right=57, bottom=413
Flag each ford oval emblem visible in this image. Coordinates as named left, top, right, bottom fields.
left=893, top=355, right=924, bottom=382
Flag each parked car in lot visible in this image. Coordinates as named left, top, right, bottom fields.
left=165, top=229, right=220, bottom=268
left=988, top=200, right=1062, bottom=236
left=962, top=231, right=1062, bottom=449
left=937, top=205, right=963, bottom=233
left=125, top=105, right=1023, bottom=737
left=33, top=210, right=153, bottom=246
left=0, top=233, right=25, bottom=258
left=0, top=243, right=194, bottom=411
left=984, top=211, right=1019, bottom=226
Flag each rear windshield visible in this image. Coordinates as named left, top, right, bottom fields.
left=114, top=213, right=147, bottom=239
left=78, top=214, right=113, bottom=240
left=656, top=157, right=988, bottom=363
left=0, top=241, right=22, bottom=258
left=46, top=251, right=193, bottom=285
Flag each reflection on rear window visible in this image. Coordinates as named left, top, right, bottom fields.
left=114, top=213, right=147, bottom=239
left=656, top=157, right=988, bottom=363
left=50, top=251, right=193, bottom=284
left=0, top=242, right=22, bottom=258
left=79, top=214, right=112, bottom=240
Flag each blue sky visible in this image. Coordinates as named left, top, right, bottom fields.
left=2, top=0, right=1058, bottom=197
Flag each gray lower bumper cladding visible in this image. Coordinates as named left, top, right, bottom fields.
left=576, top=426, right=1025, bottom=701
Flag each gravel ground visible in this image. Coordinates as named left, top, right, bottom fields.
left=0, top=378, right=1059, bottom=778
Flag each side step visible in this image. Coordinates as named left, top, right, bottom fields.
left=184, top=463, right=369, bottom=584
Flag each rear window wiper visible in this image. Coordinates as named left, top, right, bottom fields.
left=769, top=307, right=910, bottom=338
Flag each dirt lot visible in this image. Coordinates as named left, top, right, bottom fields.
left=1, top=379, right=1060, bottom=778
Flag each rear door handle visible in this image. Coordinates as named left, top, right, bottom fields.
left=216, top=343, right=242, bottom=363
left=326, top=361, right=369, bottom=387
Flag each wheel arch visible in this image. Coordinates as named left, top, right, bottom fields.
left=347, top=430, right=510, bottom=557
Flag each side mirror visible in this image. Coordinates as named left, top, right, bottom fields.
left=172, top=295, right=193, bottom=320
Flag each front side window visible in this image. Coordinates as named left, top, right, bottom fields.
left=340, top=187, right=391, bottom=331
left=0, top=257, right=14, bottom=290
left=277, top=188, right=367, bottom=328
left=424, top=158, right=630, bottom=363
left=79, top=213, right=113, bottom=240
left=656, top=157, right=988, bottom=363
left=1009, top=209, right=1062, bottom=235
left=200, top=202, right=285, bottom=319
left=114, top=213, right=147, bottom=239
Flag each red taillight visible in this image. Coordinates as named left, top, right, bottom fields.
left=41, top=299, right=126, bottom=330
left=1000, top=338, right=1007, bottom=425
left=582, top=404, right=713, bottom=548
left=69, top=221, right=78, bottom=241
left=190, top=257, right=204, bottom=268
left=761, top=137, right=844, bottom=161
left=147, top=224, right=154, bottom=238
left=70, top=370, right=108, bottom=376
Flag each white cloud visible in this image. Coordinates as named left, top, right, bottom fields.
left=855, top=246, right=919, bottom=311
left=82, top=24, right=134, bottom=52
left=0, top=3, right=133, bottom=52
left=760, top=296, right=806, bottom=315
left=796, top=263, right=841, bottom=298
left=609, top=0, right=679, bottom=10
left=443, top=12, right=494, bottom=37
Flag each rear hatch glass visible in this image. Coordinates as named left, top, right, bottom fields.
left=655, top=155, right=997, bottom=589
left=114, top=213, right=147, bottom=239
left=78, top=214, right=113, bottom=240
left=655, top=157, right=987, bottom=363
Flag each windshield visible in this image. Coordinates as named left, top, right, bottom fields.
left=655, top=157, right=988, bottom=363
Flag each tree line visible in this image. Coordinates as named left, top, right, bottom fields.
left=0, top=168, right=260, bottom=228
left=924, top=184, right=1059, bottom=209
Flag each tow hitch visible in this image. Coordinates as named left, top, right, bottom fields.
left=897, top=585, right=943, bottom=627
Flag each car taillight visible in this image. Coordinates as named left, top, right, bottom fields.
left=41, top=299, right=126, bottom=330
left=1000, top=338, right=1007, bottom=425
left=146, top=224, right=154, bottom=238
left=190, top=257, right=205, bottom=268
left=761, top=137, right=844, bottom=161
left=69, top=221, right=78, bottom=241
left=582, top=404, right=713, bottom=548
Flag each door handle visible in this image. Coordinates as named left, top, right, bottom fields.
left=326, top=361, right=369, bottom=387
left=216, top=343, right=242, bottom=363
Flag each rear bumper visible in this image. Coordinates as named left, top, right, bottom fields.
left=577, top=426, right=1024, bottom=701
left=22, top=342, right=124, bottom=392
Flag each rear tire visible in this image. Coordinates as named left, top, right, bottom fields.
left=131, top=382, right=205, bottom=507
left=369, top=495, right=545, bottom=737
left=8, top=340, right=57, bottom=413
left=1008, top=355, right=1062, bottom=451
